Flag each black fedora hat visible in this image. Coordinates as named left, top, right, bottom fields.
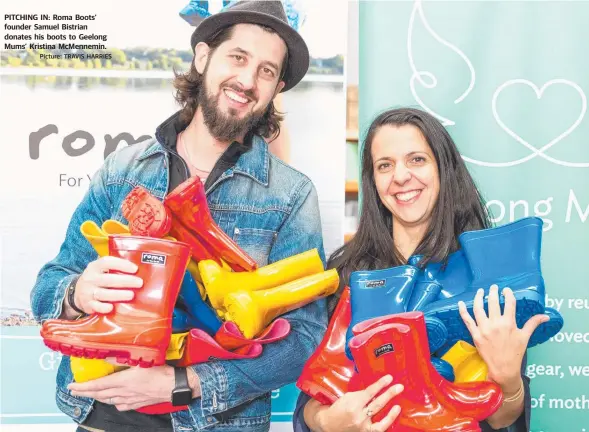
left=190, top=0, right=309, bottom=92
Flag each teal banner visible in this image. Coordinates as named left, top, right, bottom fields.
left=360, top=1, right=589, bottom=431
left=1, top=327, right=68, bottom=424
left=0, top=326, right=300, bottom=425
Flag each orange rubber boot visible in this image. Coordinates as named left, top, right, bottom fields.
left=121, top=186, right=172, bottom=238
left=349, top=322, right=484, bottom=432
left=352, top=312, right=502, bottom=421
left=296, top=286, right=355, bottom=405
left=164, top=176, right=257, bottom=272
left=40, top=235, right=191, bottom=367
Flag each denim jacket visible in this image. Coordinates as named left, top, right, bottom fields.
left=30, top=133, right=329, bottom=432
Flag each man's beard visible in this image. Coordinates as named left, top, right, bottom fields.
left=198, top=79, right=267, bottom=143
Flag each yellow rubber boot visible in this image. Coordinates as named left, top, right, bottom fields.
left=70, top=357, right=127, bottom=383
left=103, top=219, right=177, bottom=243
left=80, top=220, right=131, bottom=257
left=200, top=249, right=325, bottom=311
left=80, top=221, right=110, bottom=257
left=71, top=332, right=190, bottom=381
left=165, top=332, right=189, bottom=360
left=223, top=269, right=339, bottom=339
left=102, top=219, right=177, bottom=241
left=101, top=220, right=131, bottom=235
left=441, top=340, right=488, bottom=383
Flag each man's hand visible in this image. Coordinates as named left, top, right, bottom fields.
left=69, top=365, right=176, bottom=411
left=71, top=256, right=143, bottom=315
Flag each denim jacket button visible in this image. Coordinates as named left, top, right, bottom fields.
left=234, top=227, right=240, bottom=234
left=206, top=416, right=213, bottom=423
left=73, top=407, right=82, bottom=417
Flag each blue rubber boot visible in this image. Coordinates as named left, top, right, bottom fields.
left=411, top=248, right=562, bottom=353
left=422, top=217, right=546, bottom=347
left=173, top=270, right=223, bottom=335
left=528, top=307, right=564, bottom=348
left=346, top=265, right=448, bottom=359
left=431, top=357, right=455, bottom=382
left=172, top=308, right=196, bottom=333
left=407, top=251, right=471, bottom=351
left=346, top=266, right=417, bottom=359
left=408, top=250, right=472, bottom=306
left=433, top=306, right=563, bottom=356
left=406, top=256, right=443, bottom=311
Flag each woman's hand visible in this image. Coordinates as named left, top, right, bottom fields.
left=311, top=375, right=403, bottom=432
left=458, top=284, right=549, bottom=393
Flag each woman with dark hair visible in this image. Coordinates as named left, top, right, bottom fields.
left=293, top=107, right=544, bottom=432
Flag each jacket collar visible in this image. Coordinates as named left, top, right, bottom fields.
left=138, top=111, right=270, bottom=186
left=232, top=134, right=269, bottom=186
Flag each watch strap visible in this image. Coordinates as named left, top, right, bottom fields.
left=67, top=275, right=85, bottom=315
left=172, top=366, right=192, bottom=406
left=174, top=366, right=189, bottom=388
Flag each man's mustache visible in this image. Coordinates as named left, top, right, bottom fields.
left=223, top=83, right=257, bottom=101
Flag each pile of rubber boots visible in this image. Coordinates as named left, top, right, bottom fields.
left=40, top=176, right=339, bottom=415
left=297, top=217, right=564, bottom=431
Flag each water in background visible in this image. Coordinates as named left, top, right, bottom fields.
left=0, top=73, right=346, bottom=320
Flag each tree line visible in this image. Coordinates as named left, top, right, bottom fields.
left=1, top=47, right=343, bottom=74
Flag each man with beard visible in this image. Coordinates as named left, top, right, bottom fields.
left=30, top=2, right=328, bottom=432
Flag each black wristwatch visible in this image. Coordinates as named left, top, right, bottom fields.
left=172, top=367, right=192, bottom=406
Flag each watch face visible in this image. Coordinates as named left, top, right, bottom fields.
left=172, top=388, right=192, bottom=406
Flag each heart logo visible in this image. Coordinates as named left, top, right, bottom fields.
left=463, top=79, right=588, bottom=167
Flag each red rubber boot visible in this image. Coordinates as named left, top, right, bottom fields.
left=41, top=236, right=191, bottom=367
left=121, top=186, right=219, bottom=264
left=214, top=318, right=291, bottom=351
left=349, top=321, right=488, bottom=431
left=351, top=312, right=503, bottom=421
left=296, top=287, right=355, bottom=405
left=164, top=176, right=257, bottom=272
left=121, top=186, right=172, bottom=238
left=168, top=217, right=218, bottom=262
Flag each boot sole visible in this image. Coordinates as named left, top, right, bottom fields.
left=424, top=290, right=544, bottom=346
left=42, top=337, right=166, bottom=368
left=424, top=316, right=448, bottom=353
left=528, top=308, right=564, bottom=348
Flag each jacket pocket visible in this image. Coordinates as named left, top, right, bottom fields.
left=214, top=393, right=271, bottom=430
left=233, top=228, right=277, bottom=267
